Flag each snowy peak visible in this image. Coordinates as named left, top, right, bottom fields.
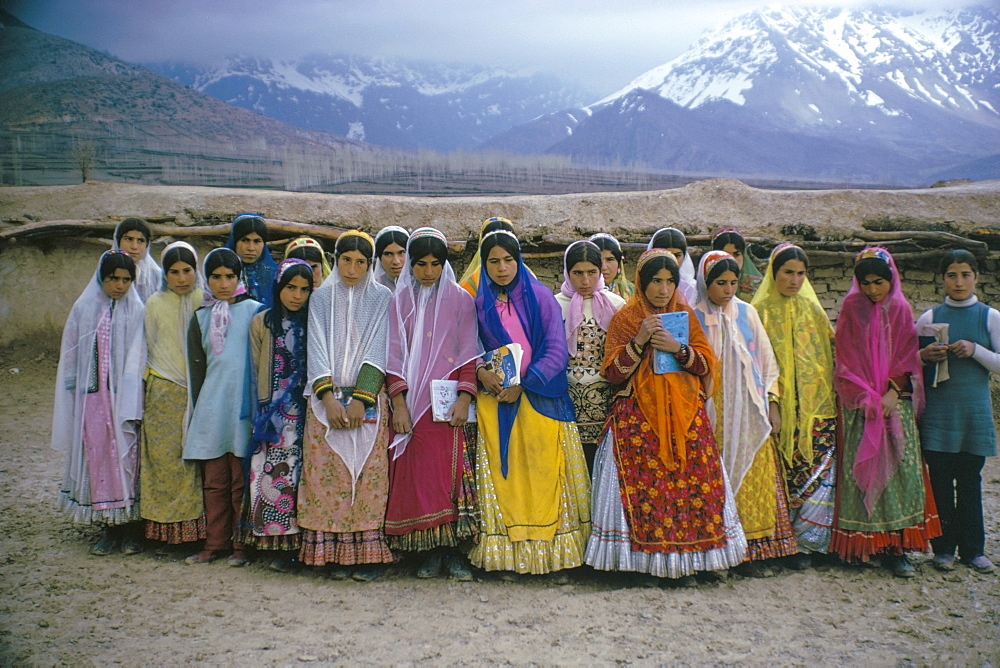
left=598, top=5, right=1000, bottom=125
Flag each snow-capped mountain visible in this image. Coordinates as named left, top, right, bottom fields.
left=148, top=55, right=591, bottom=152
left=488, top=5, right=1000, bottom=184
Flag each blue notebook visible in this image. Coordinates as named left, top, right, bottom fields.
left=653, top=311, right=689, bottom=374
left=335, top=387, right=379, bottom=423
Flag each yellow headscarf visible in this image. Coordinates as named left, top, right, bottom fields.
left=750, top=243, right=836, bottom=465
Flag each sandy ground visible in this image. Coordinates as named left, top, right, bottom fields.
left=1, top=340, right=998, bottom=665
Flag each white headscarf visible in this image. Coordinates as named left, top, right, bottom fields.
left=373, top=225, right=409, bottom=292
left=692, top=250, right=777, bottom=493
left=306, top=231, right=392, bottom=496
left=647, top=228, right=697, bottom=304
left=51, top=251, right=147, bottom=518
left=112, top=220, right=162, bottom=302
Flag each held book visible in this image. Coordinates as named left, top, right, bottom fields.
left=482, top=343, right=523, bottom=388
left=653, top=311, right=689, bottom=374
left=430, top=379, right=478, bottom=423
left=918, top=322, right=950, bottom=388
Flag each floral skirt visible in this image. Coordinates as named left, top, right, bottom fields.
left=782, top=416, right=837, bottom=553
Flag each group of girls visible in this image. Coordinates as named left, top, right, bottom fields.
left=53, top=214, right=995, bottom=584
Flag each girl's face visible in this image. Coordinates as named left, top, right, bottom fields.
left=412, top=254, right=444, bottom=287
left=235, top=232, right=264, bottom=265
left=943, top=262, right=977, bottom=301
left=643, top=268, right=676, bottom=310
left=485, top=245, right=518, bottom=287
left=859, top=273, right=891, bottom=304
left=568, top=261, right=601, bottom=298
left=707, top=270, right=739, bottom=307
left=102, top=268, right=133, bottom=300
left=338, top=249, right=370, bottom=287
left=306, top=261, right=323, bottom=287
left=775, top=259, right=807, bottom=297
left=279, top=275, right=312, bottom=313
left=118, top=230, right=148, bottom=263
left=600, top=250, right=620, bottom=285
left=380, top=242, right=407, bottom=280
left=208, top=266, right=239, bottom=302
left=722, top=243, right=745, bottom=270
left=165, top=261, right=196, bottom=296
left=664, top=247, right=685, bottom=267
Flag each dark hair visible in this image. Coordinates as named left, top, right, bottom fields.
left=590, top=234, right=625, bottom=264
left=638, top=255, right=679, bottom=293
left=204, top=248, right=242, bottom=279
left=162, top=245, right=197, bottom=272
left=408, top=235, right=448, bottom=266
left=116, top=217, right=151, bottom=245
left=854, top=257, right=893, bottom=282
left=480, top=230, right=521, bottom=285
left=375, top=229, right=409, bottom=257
left=335, top=232, right=374, bottom=264
left=265, top=262, right=313, bottom=338
left=771, top=246, right=809, bottom=278
left=287, top=244, right=323, bottom=264
left=712, top=231, right=746, bottom=254
left=481, top=218, right=515, bottom=242
left=706, top=257, right=741, bottom=284
left=938, top=249, right=978, bottom=275
left=649, top=228, right=687, bottom=254
left=565, top=241, right=603, bottom=274
left=232, top=214, right=268, bottom=243
left=100, top=251, right=136, bottom=282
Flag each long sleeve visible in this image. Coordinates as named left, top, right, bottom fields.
left=456, top=359, right=478, bottom=397
left=353, top=363, right=385, bottom=407
left=187, top=313, right=206, bottom=406
left=971, top=307, right=1000, bottom=373
left=603, top=339, right=645, bottom=385
left=248, top=312, right=269, bottom=404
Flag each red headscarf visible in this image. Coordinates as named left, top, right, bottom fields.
left=834, top=247, right=924, bottom=515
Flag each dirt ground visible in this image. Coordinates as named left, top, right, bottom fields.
left=1, top=340, right=998, bottom=665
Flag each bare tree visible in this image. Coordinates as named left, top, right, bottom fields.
left=71, top=140, right=96, bottom=183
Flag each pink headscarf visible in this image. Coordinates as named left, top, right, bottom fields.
left=560, top=240, right=618, bottom=355
left=834, top=247, right=924, bottom=515
left=387, top=227, right=484, bottom=458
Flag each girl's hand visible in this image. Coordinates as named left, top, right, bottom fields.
left=392, top=394, right=412, bottom=434
left=920, top=342, right=948, bottom=364
left=768, top=402, right=781, bottom=436
left=649, top=329, right=681, bottom=353
left=345, top=399, right=367, bottom=430
left=448, top=393, right=473, bottom=427
left=948, top=340, right=976, bottom=359
left=635, top=315, right=662, bottom=347
left=881, top=387, right=899, bottom=417
left=322, top=393, right=348, bottom=430
left=496, top=384, right=523, bottom=404
left=477, top=366, right=503, bottom=396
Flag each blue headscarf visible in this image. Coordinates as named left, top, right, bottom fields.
left=226, top=213, right=278, bottom=309
left=475, top=229, right=575, bottom=477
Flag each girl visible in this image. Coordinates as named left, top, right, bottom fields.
left=586, top=249, right=746, bottom=582
left=589, top=232, right=635, bottom=300
left=647, top=227, right=697, bottom=304
left=52, top=250, right=146, bottom=555
left=113, top=218, right=162, bottom=302
left=184, top=248, right=260, bottom=566
left=693, top=250, right=798, bottom=577
left=469, top=229, right=591, bottom=579
left=751, top=243, right=837, bottom=567
left=385, top=227, right=484, bottom=580
left=459, top=217, right=515, bottom=297
left=239, top=258, right=314, bottom=572
left=917, top=249, right=997, bottom=574
left=141, top=242, right=207, bottom=551
left=226, top=213, right=277, bottom=308
left=300, top=230, right=394, bottom=581
left=712, top=228, right=764, bottom=302
left=832, top=247, right=940, bottom=577
left=556, top=240, right=626, bottom=471
left=285, top=236, right=332, bottom=286
left=374, top=225, right=409, bottom=292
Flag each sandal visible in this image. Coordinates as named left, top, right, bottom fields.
left=227, top=550, right=248, bottom=567
left=185, top=549, right=217, bottom=565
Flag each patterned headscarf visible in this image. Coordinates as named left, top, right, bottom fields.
left=559, top=240, right=619, bottom=355
left=285, top=237, right=332, bottom=280
left=201, top=248, right=248, bottom=355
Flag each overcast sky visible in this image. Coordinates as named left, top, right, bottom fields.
left=5, top=0, right=973, bottom=94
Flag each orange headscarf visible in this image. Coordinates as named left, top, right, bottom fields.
left=602, top=249, right=716, bottom=471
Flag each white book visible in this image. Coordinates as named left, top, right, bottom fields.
left=430, top=379, right=477, bottom=423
